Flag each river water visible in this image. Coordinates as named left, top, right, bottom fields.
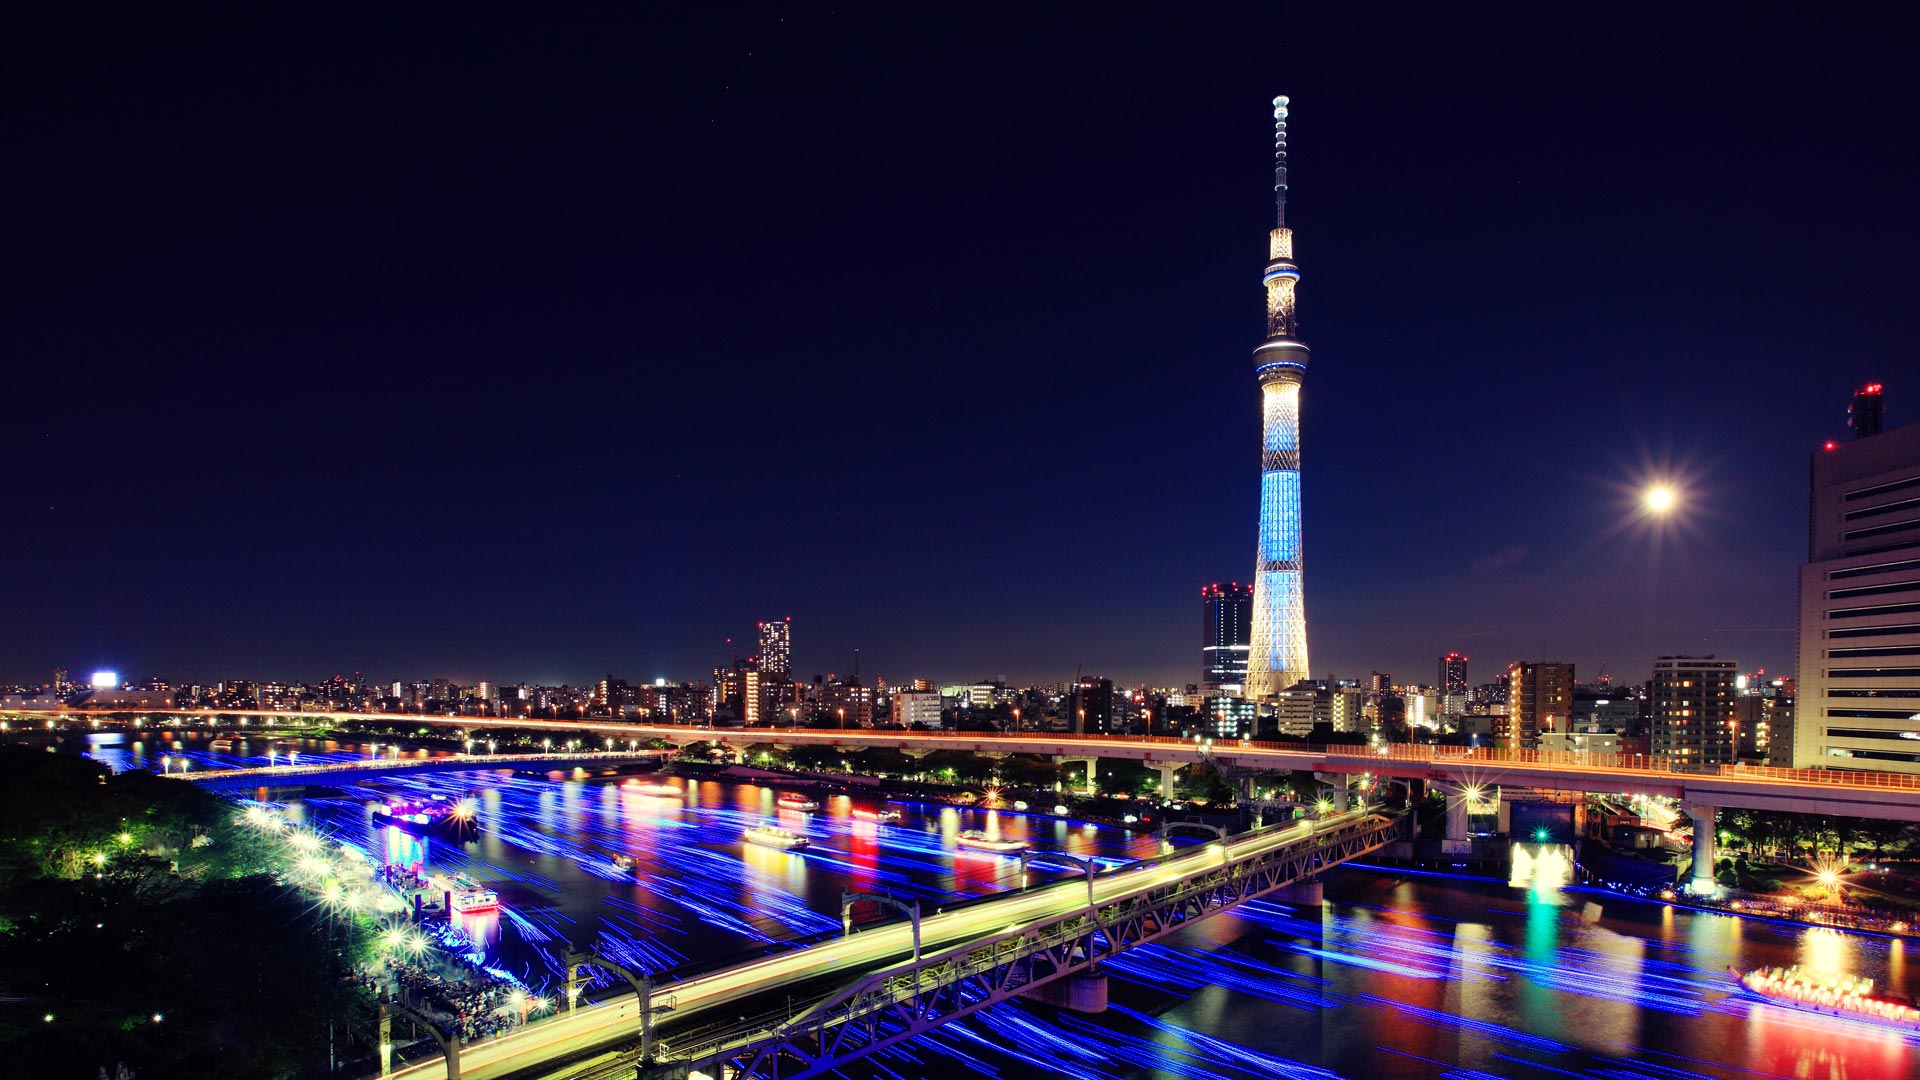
left=85, top=732, right=1920, bottom=1079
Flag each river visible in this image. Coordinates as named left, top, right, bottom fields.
left=85, top=731, right=1920, bottom=1079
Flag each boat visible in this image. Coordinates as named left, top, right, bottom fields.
left=373, top=796, right=463, bottom=836
left=1730, top=965, right=1920, bottom=1028
left=612, top=854, right=637, bottom=871
left=624, top=781, right=681, bottom=796
left=450, top=886, right=499, bottom=914
left=776, top=793, right=820, bottom=811
left=956, top=829, right=1027, bottom=854
left=744, top=825, right=811, bottom=850
left=853, top=807, right=903, bottom=823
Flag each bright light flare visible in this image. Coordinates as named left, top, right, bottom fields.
left=1644, top=485, right=1676, bottom=513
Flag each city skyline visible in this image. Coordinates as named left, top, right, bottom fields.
left=8, top=8, right=1917, bottom=687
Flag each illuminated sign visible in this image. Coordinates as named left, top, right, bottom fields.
left=89, top=670, right=119, bottom=690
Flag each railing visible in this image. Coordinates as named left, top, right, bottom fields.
left=26, top=707, right=1920, bottom=794
left=175, top=750, right=666, bottom=782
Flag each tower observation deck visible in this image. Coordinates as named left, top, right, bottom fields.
left=1244, top=95, right=1309, bottom=701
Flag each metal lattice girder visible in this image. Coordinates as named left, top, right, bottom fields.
left=654, top=814, right=1403, bottom=1080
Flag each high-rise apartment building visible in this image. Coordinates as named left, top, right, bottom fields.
left=1245, top=96, right=1312, bottom=700
left=1439, top=653, right=1468, bottom=713
left=758, top=618, right=792, bottom=678
left=1792, top=413, right=1920, bottom=771
left=1202, top=582, right=1253, bottom=694
left=1503, top=662, right=1574, bottom=749
left=1651, top=656, right=1738, bottom=766
left=1330, top=687, right=1365, bottom=733
left=1071, top=676, right=1115, bottom=735
left=1272, top=679, right=1319, bottom=738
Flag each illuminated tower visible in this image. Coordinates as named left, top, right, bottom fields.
left=1245, top=95, right=1310, bottom=701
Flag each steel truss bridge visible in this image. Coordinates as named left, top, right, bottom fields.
left=359, top=811, right=1398, bottom=1080
left=624, top=813, right=1399, bottom=1080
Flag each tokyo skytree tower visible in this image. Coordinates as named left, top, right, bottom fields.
left=1244, top=95, right=1309, bottom=701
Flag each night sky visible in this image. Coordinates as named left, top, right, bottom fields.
left=7, top=5, right=1918, bottom=690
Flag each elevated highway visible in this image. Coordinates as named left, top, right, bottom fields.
left=178, top=750, right=668, bottom=787
left=31, top=706, right=1915, bottom=822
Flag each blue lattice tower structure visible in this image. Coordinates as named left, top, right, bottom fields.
left=1245, top=95, right=1310, bottom=701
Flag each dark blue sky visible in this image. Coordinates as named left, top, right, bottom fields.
left=6, top=5, right=1917, bottom=690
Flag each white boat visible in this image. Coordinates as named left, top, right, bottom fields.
left=744, top=826, right=811, bottom=850
left=624, top=780, right=681, bottom=796
left=451, top=886, right=499, bottom=913
left=776, top=794, right=820, bottom=811
left=852, top=807, right=903, bottom=823
left=956, top=829, right=1026, bottom=853
left=612, top=854, right=637, bottom=871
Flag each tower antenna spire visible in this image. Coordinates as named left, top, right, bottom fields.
left=1272, top=95, right=1289, bottom=227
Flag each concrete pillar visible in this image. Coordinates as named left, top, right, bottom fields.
left=379, top=1009, right=393, bottom=1076
left=1019, top=970, right=1109, bottom=1013
left=1688, top=805, right=1717, bottom=894
left=1154, top=763, right=1182, bottom=798
left=1273, top=878, right=1324, bottom=906
left=1313, top=771, right=1350, bottom=812
left=1052, top=756, right=1099, bottom=794
left=1437, top=781, right=1471, bottom=855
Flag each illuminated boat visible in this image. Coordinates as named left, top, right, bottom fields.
left=852, top=807, right=903, bottom=822
left=612, top=854, right=637, bottom=871
left=744, top=826, right=810, bottom=850
left=450, top=886, right=499, bottom=914
left=956, top=829, right=1026, bottom=854
left=776, top=794, right=820, bottom=811
left=1730, top=965, right=1920, bottom=1028
left=625, top=781, right=681, bottom=796
left=373, top=796, right=463, bottom=836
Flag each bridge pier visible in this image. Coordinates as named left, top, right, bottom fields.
left=1687, top=805, right=1718, bottom=895
left=1053, top=756, right=1098, bottom=795
left=1018, top=970, right=1109, bottom=1013
left=1436, top=781, right=1474, bottom=855
left=1314, top=771, right=1351, bottom=812
left=1153, top=762, right=1186, bottom=798
left=1272, top=877, right=1324, bottom=906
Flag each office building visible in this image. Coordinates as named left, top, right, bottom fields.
left=1245, top=96, right=1312, bottom=700
left=1651, top=656, right=1738, bottom=766
left=1205, top=695, right=1259, bottom=739
left=1792, top=413, right=1920, bottom=771
left=1202, top=582, right=1253, bottom=693
left=1503, top=662, right=1574, bottom=749
left=892, top=690, right=942, bottom=729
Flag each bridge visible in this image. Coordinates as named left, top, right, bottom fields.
left=374, top=809, right=1400, bottom=1080
left=21, top=707, right=1920, bottom=893
left=176, top=750, right=669, bottom=787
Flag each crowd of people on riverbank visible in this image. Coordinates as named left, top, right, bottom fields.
left=382, top=959, right=530, bottom=1041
